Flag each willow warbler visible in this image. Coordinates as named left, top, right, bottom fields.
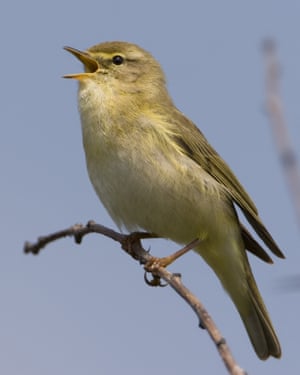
left=64, top=41, right=284, bottom=359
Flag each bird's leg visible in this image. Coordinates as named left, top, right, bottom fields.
left=146, top=238, right=200, bottom=268
left=144, top=238, right=201, bottom=287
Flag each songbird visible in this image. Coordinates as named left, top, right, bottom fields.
left=64, top=41, right=284, bottom=359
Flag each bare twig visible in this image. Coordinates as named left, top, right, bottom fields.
left=24, top=221, right=246, bottom=375
left=263, top=39, right=300, bottom=231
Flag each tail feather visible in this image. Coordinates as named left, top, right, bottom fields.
left=196, top=232, right=281, bottom=359
left=237, top=267, right=281, bottom=359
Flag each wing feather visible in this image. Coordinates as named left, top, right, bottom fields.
left=170, top=110, right=284, bottom=259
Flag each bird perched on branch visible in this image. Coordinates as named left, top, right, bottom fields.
left=64, top=41, right=284, bottom=360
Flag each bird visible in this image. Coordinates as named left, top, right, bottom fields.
left=64, top=41, right=284, bottom=359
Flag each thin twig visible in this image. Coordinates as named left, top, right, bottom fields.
left=263, top=39, right=300, bottom=231
left=24, top=221, right=246, bottom=375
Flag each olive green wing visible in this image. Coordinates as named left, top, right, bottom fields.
left=171, top=111, right=284, bottom=259
left=241, top=224, right=273, bottom=263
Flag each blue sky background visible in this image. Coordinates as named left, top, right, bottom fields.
left=1, top=1, right=299, bottom=374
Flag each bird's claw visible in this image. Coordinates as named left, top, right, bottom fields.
left=144, top=271, right=168, bottom=287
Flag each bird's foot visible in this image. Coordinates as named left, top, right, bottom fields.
left=144, top=238, right=200, bottom=287
left=121, top=231, right=158, bottom=260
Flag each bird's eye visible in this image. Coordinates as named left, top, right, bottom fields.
left=112, top=55, right=124, bottom=65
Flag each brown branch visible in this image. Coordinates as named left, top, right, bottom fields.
left=24, top=221, right=246, bottom=375
left=263, top=39, right=300, bottom=231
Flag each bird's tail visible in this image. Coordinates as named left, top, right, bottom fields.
left=235, top=263, right=281, bottom=359
left=198, top=239, right=281, bottom=359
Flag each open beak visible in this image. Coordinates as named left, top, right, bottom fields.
left=63, top=46, right=99, bottom=80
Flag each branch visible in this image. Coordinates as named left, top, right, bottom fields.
left=263, top=39, right=300, bottom=231
left=24, top=221, right=246, bottom=375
